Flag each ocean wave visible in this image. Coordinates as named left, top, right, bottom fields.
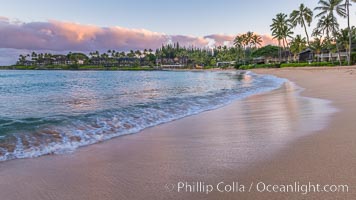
left=0, top=72, right=286, bottom=161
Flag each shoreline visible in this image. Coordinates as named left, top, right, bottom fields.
left=0, top=67, right=355, bottom=199
left=0, top=67, right=226, bottom=72
left=238, top=66, right=356, bottom=199
left=0, top=70, right=282, bottom=162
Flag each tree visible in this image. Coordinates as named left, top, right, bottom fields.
left=251, top=45, right=279, bottom=58
left=315, top=14, right=337, bottom=40
left=337, top=27, right=356, bottom=61
left=310, top=38, right=325, bottom=62
left=281, top=24, right=294, bottom=49
left=315, top=14, right=340, bottom=63
left=18, top=54, right=27, bottom=64
left=271, top=13, right=291, bottom=62
left=251, top=34, right=263, bottom=48
left=127, top=50, right=135, bottom=58
left=31, top=52, right=37, bottom=61
left=315, top=0, right=346, bottom=18
left=290, top=4, right=313, bottom=45
left=337, top=28, right=351, bottom=52
left=234, top=32, right=263, bottom=64
left=290, top=35, right=307, bottom=61
left=135, top=50, right=142, bottom=58
left=244, top=31, right=254, bottom=48
left=315, top=0, right=346, bottom=65
left=345, top=0, right=356, bottom=65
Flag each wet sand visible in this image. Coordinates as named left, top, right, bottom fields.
left=0, top=67, right=355, bottom=199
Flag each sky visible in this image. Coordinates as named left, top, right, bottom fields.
left=0, top=0, right=355, bottom=65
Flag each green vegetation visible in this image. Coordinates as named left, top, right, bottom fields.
left=233, top=31, right=263, bottom=64
left=239, top=61, right=345, bottom=69
left=10, top=0, right=356, bottom=71
left=281, top=62, right=336, bottom=67
left=290, top=3, right=313, bottom=45
left=290, top=35, right=307, bottom=60
left=251, top=45, right=279, bottom=58
left=5, top=65, right=155, bottom=71
left=351, top=52, right=356, bottom=63
left=116, top=67, right=154, bottom=71
left=266, top=0, right=356, bottom=66
left=15, top=43, right=243, bottom=70
left=239, top=63, right=281, bottom=70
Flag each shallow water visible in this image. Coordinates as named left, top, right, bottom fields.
left=0, top=70, right=287, bottom=161
left=0, top=79, right=338, bottom=200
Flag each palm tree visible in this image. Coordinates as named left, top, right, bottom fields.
left=315, top=14, right=340, bottom=63
left=337, top=28, right=351, bottom=53
left=18, top=54, right=27, bottom=63
left=315, top=0, right=346, bottom=18
left=135, top=50, right=142, bottom=58
left=234, top=35, right=245, bottom=63
left=251, top=34, right=263, bottom=48
left=290, top=4, right=313, bottom=45
left=111, top=50, right=116, bottom=58
left=345, top=0, right=356, bottom=65
left=281, top=24, right=294, bottom=49
left=315, top=0, right=346, bottom=65
left=127, top=50, right=135, bottom=58
left=310, top=37, right=325, bottom=62
left=245, top=31, right=254, bottom=49
left=315, top=15, right=337, bottom=40
left=233, top=35, right=243, bottom=48
left=290, top=35, right=307, bottom=61
left=234, top=32, right=261, bottom=64
left=271, top=13, right=290, bottom=62
left=31, top=52, right=37, bottom=62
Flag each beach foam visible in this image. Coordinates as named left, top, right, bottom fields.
left=0, top=71, right=287, bottom=161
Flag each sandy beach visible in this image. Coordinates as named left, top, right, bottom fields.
left=0, top=67, right=355, bottom=200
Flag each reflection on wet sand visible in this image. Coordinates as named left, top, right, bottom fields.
left=0, top=80, right=336, bottom=200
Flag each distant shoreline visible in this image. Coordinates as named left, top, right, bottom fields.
left=0, top=65, right=228, bottom=71
left=0, top=65, right=157, bottom=71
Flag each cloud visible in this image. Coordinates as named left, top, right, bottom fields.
left=0, top=18, right=212, bottom=52
left=260, top=34, right=278, bottom=46
left=0, top=19, right=166, bottom=51
left=204, top=34, right=277, bottom=47
left=0, top=17, right=278, bottom=65
left=0, top=16, right=9, bottom=23
left=204, top=34, right=235, bottom=47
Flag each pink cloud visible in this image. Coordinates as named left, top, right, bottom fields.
left=260, top=34, right=278, bottom=46
left=0, top=16, right=9, bottom=23
left=0, top=17, right=278, bottom=53
left=204, top=34, right=235, bottom=47
left=0, top=18, right=211, bottom=51
left=204, top=34, right=278, bottom=47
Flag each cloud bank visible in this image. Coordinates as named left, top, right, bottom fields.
left=0, top=17, right=277, bottom=65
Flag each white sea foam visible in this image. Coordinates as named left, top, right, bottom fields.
left=0, top=72, right=288, bottom=161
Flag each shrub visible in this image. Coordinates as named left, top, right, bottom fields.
left=351, top=52, right=356, bottom=65
left=238, top=63, right=280, bottom=70
left=280, top=62, right=336, bottom=68
left=14, top=65, right=36, bottom=70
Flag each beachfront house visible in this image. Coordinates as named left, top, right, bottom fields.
left=51, top=55, right=72, bottom=65
left=299, top=49, right=314, bottom=62
left=216, top=61, right=236, bottom=68
left=156, top=56, right=189, bottom=69
left=314, top=52, right=348, bottom=62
